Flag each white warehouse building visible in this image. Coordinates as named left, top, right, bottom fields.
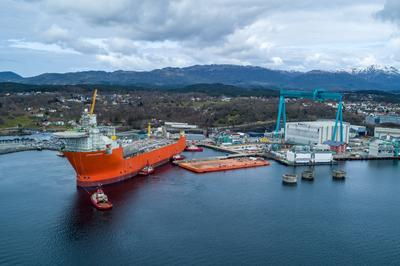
left=285, top=120, right=350, bottom=145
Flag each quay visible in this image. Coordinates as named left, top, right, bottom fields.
left=196, top=143, right=400, bottom=165
left=334, top=155, right=400, bottom=161
left=196, top=143, right=242, bottom=154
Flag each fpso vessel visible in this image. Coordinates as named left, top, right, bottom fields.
left=53, top=109, right=186, bottom=187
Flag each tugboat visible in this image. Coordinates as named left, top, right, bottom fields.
left=184, top=143, right=203, bottom=151
left=171, top=151, right=184, bottom=161
left=56, top=151, right=65, bottom=157
left=138, top=160, right=155, bottom=175
left=91, top=187, right=113, bottom=210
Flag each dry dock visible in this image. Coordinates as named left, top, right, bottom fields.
left=179, top=157, right=270, bottom=173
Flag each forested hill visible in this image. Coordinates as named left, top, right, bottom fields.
left=0, top=82, right=280, bottom=98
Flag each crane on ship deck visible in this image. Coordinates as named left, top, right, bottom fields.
left=275, top=85, right=344, bottom=142
left=90, top=89, right=97, bottom=115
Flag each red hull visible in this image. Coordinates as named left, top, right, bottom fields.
left=63, top=136, right=186, bottom=187
left=138, top=168, right=154, bottom=175
left=90, top=197, right=113, bottom=210
left=184, top=147, right=203, bottom=151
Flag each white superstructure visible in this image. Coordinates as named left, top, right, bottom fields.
left=369, top=139, right=395, bottom=157
left=52, top=109, right=118, bottom=153
left=286, top=150, right=333, bottom=163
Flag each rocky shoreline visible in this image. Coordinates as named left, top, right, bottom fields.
left=0, top=130, right=32, bottom=136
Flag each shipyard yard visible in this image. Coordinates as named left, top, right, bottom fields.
left=2, top=87, right=400, bottom=266
left=2, top=96, right=400, bottom=265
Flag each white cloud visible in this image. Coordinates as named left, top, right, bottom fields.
left=2, top=0, right=400, bottom=77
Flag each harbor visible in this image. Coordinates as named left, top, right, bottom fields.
left=2, top=147, right=400, bottom=265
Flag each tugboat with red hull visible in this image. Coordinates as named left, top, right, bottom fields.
left=171, top=152, right=184, bottom=161
left=138, top=160, right=155, bottom=175
left=91, top=187, right=113, bottom=210
left=184, top=143, right=203, bottom=151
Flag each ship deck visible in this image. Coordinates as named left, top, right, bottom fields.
left=122, top=137, right=177, bottom=158
left=179, top=158, right=270, bottom=173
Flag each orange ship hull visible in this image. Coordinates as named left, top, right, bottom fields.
left=63, top=136, right=186, bottom=187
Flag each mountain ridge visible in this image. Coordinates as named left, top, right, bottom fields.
left=1, top=64, right=399, bottom=91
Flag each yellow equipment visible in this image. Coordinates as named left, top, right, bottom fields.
left=148, top=123, right=151, bottom=137
left=90, top=89, right=97, bottom=115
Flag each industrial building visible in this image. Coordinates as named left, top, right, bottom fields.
left=365, top=115, right=400, bottom=125
left=349, top=125, right=367, bottom=136
left=285, top=120, right=350, bottom=145
left=286, top=150, right=333, bottom=164
left=374, top=127, right=400, bottom=138
left=164, top=122, right=198, bottom=129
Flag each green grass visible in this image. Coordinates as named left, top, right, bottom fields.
left=1, top=116, right=36, bottom=129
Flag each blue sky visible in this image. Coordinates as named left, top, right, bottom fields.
left=1, top=0, right=399, bottom=77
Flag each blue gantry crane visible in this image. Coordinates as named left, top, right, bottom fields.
left=275, top=85, right=344, bottom=142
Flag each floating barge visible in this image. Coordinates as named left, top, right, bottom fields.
left=179, top=157, right=270, bottom=173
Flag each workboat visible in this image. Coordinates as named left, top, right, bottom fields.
left=171, top=153, right=184, bottom=160
left=138, top=163, right=154, bottom=175
left=184, top=144, right=203, bottom=151
left=52, top=90, right=186, bottom=187
left=91, top=187, right=113, bottom=210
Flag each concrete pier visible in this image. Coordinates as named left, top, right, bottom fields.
left=333, top=170, right=346, bottom=179
left=301, top=170, right=315, bottom=180
left=283, top=174, right=298, bottom=184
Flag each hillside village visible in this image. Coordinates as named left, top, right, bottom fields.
left=1, top=89, right=400, bottom=133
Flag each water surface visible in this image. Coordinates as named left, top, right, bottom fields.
left=1, top=149, right=400, bottom=265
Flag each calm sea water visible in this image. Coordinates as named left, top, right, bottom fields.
left=1, top=148, right=400, bottom=265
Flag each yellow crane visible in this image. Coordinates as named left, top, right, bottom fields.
left=90, top=89, right=97, bottom=115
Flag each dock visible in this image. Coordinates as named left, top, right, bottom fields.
left=196, top=143, right=242, bottom=154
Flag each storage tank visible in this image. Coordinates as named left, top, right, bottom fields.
left=333, top=170, right=346, bottom=179
left=301, top=170, right=314, bottom=180
left=283, top=174, right=298, bottom=184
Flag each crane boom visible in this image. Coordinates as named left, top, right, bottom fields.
left=90, top=89, right=97, bottom=115
left=276, top=88, right=343, bottom=142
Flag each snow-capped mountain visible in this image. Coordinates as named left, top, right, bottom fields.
left=331, top=65, right=400, bottom=87
left=333, top=64, right=400, bottom=75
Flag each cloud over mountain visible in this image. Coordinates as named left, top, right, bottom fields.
left=1, top=0, right=398, bottom=77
